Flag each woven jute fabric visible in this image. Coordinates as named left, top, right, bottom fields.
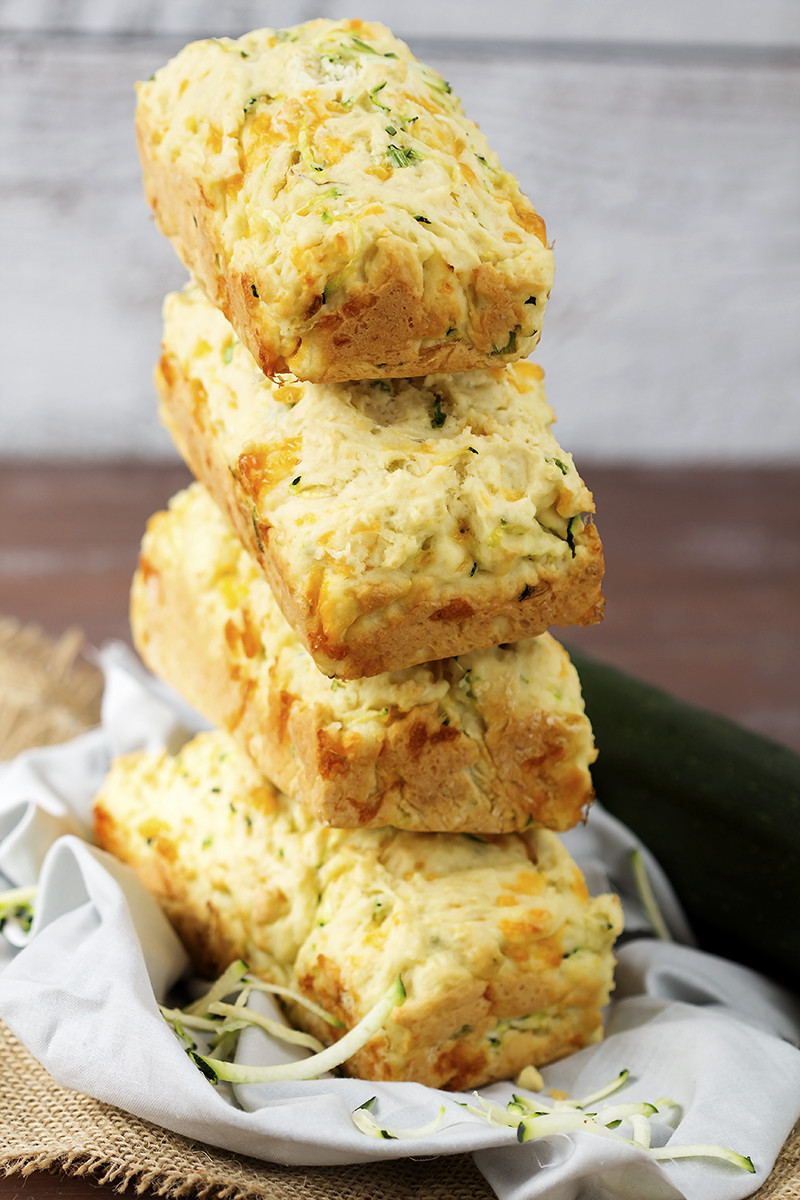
left=0, top=616, right=103, bottom=761
left=0, top=617, right=797, bottom=1199
left=0, top=1021, right=493, bottom=1199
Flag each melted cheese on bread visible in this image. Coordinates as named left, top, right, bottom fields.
left=132, top=482, right=597, bottom=832
left=157, top=284, right=605, bottom=678
left=93, top=731, right=622, bottom=1090
left=136, top=18, right=554, bottom=381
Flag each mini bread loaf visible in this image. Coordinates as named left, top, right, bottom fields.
left=93, top=731, right=623, bottom=1090
left=136, top=19, right=553, bottom=383
left=131, top=482, right=597, bottom=833
left=157, top=285, right=604, bottom=679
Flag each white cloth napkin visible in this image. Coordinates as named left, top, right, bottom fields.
left=1, top=642, right=798, bottom=1200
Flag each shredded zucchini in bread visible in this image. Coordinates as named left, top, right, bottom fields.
left=136, top=18, right=553, bottom=382
left=93, top=731, right=623, bottom=1091
left=157, top=285, right=604, bottom=678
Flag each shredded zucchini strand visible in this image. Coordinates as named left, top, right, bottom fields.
left=457, top=1068, right=753, bottom=1175
left=193, top=977, right=406, bottom=1084
left=630, top=849, right=673, bottom=942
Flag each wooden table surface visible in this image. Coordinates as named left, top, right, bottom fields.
left=0, top=460, right=798, bottom=1199
left=2, top=461, right=798, bottom=751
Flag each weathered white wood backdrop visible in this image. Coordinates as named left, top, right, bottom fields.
left=2, top=1, right=799, bottom=461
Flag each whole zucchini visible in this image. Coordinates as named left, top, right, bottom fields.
left=566, top=646, right=800, bottom=992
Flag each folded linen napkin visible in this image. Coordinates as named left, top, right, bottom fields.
left=1, top=642, right=798, bottom=1200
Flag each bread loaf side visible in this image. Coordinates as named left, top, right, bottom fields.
left=156, top=285, right=605, bottom=678
left=93, top=731, right=622, bottom=1091
left=132, top=482, right=597, bottom=832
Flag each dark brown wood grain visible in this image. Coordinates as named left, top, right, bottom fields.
left=563, top=464, right=800, bottom=752
left=0, top=1177, right=108, bottom=1198
left=1, top=462, right=797, bottom=749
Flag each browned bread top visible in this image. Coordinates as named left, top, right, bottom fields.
left=136, top=18, right=554, bottom=382
left=93, top=730, right=623, bottom=1090
left=132, top=482, right=598, bottom=833
left=157, top=285, right=604, bottom=679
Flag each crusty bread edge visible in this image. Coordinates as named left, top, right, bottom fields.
left=155, top=352, right=605, bottom=679
left=136, top=108, right=547, bottom=382
left=94, top=793, right=618, bottom=1090
left=132, top=533, right=595, bottom=832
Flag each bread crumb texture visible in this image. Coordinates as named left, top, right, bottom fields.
left=132, top=483, right=597, bottom=833
left=156, top=285, right=604, bottom=677
left=93, top=731, right=623, bottom=1091
left=136, top=18, right=554, bottom=380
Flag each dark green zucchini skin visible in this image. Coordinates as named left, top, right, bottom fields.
left=566, top=647, right=800, bottom=992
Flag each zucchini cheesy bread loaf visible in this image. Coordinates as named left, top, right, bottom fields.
left=131, top=483, right=597, bottom=833
left=157, top=285, right=605, bottom=679
left=93, top=731, right=622, bottom=1090
left=136, top=19, right=553, bottom=383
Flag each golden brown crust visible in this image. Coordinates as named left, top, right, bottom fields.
left=133, top=521, right=595, bottom=833
left=291, top=961, right=603, bottom=1091
left=96, top=798, right=240, bottom=980
left=290, top=239, right=522, bottom=381
left=138, top=121, right=287, bottom=376
left=93, top=736, right=622, bottom=1091
left=139, top=122, right=538, bottom=382
left=156, top=352, right=605, bottom=679
left=334, top=543, right=605, bottom=679
left=135, top=21, right=553, bottom=385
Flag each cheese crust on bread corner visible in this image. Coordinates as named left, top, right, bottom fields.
left=135, top=18, right=553, bottom=382
left=156, top=285, right=604, bottom=679
left=93, top=731, right=622, bottom=1091
left=132, top=482, right=597, bottom=833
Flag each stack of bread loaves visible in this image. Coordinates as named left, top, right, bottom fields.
left=93, top=19, right=623, bottom=1091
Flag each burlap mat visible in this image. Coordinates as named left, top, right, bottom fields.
left=0, top=616, right=103, bottom=760
left=0, top=618, right=796, bottom=1199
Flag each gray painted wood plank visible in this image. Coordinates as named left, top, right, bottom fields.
left=1, top=33, right=798, bottom=462
left=2, top=0, right=799, bottom=46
